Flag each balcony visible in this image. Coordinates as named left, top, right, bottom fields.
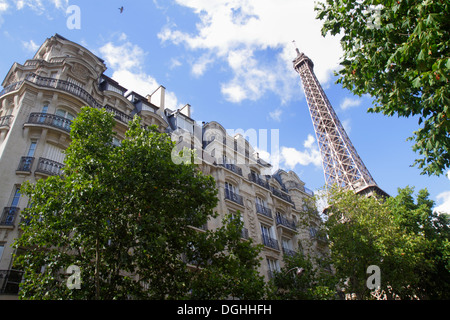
left=282, top=247, right=297, bottom=257
left=255, top=203, right=272, bottom=219
left=270, top=187, right=293, bottom=204
left=24, top=73, right=103, bottom=109
left=224, top=189, right=244, bottom=206
left=309, top=227, right=328, bottom=243
left=16, top=156, right=34, bottom=174
left=0, top=80, right=23, bottom=97
left=25, top=113, right=72, bottom=134
left=35, top=157, right=65, bottom=176
left=0, top=207, right=19, bottom=226
left=248, top=173, right=270, bottom=190
left=261, top=234, right=279, bottom=251
left=219, top=163, right=242, bottom=176
left=0, top=73, right=132, bottom=125
left=276, top=215, right=297, bottom=231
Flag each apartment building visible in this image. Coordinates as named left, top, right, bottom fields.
left=0, top=34, right=327, bottom=297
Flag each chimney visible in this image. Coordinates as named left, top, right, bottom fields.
left=180, top=104, right=191, bottom=118
left=148, top=85, right=166, bottom=113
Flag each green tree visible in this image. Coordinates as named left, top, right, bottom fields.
left=387, top=187, right=450, bottom=299
left=268, top=251, right=337, bottom=300
left=323, top=186, right=450, bottom=299
left=316, top=0, right=450, bottom=176
left=13, top=107, right=266, bottom=300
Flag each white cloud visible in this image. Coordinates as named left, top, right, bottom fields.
left=0, top=0, right=9, bottom=27
left=191, top=53, right=214, bottom=77
left=280, top=134, right=322, bottom=169
left=158, top=0, right=342, bottom=104
left=269, top=108, right=282, bottom=122
left=99, top=35, right=182, bottom=110
left=0, top=0, right=9, bottom=12
left=22, top=39, right=39, bottom=52
left=434, top=191, right=450, bottom=214
left=340, top=97, right=362, bottom=111
left=169, top=58, right=182, bottom=69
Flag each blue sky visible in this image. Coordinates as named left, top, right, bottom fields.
left=0, top=0, right=449, bottom=213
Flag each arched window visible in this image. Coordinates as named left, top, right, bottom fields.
left=55, top=108, right=75, bottom=131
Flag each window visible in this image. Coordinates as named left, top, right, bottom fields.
left=27, top=140, right=37, bottom=157
left=282, top=238, right=292, bottom=251
left=261, top=224, right=276, bottom=240
left=225, top=182, right=238, bottom=196
left=42, top=144, right=65, bottom=164
left=21, top=140, right=37, bottom=171
left=56, top=108, right=75, bottom=121
left=10, top=187, right=21, bottom=207
left=112, top=137, right=121, bottom=147
left=0, top=244, right=4, bottom=262
left=177, top=116, right=194, bottom=134
left=230, top=211, right=242, bottom=222
left=256, top=196, right=264, bottom=207
left=55, top=108, right=75, bottom=131
left=1, top=187, right=21, bottom=226
left=267, top=258, right=280, bottom=278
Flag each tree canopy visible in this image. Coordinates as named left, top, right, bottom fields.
left=316, top=0, right=450, bottom=176
left=13, top=107, right=266, bottom=300
left=323, top=186, right=450, bottom=299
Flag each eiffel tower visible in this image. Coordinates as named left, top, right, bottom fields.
left=293, top=47, right=388, bottom=197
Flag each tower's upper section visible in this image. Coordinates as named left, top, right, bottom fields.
left=292, top=48, right=314, bottom=71
left=292, top=48, right=388, bottom=197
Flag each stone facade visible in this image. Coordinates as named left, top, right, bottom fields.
left=0, top=34, right=327, bottom=296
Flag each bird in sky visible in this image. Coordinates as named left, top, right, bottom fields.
left=119, top=6, right=124, bottom=13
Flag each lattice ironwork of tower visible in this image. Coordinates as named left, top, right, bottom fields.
left=293, top=48, right=388, bottom=197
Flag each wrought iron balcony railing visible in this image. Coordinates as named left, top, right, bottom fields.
left=16, top=156, right=34, bottom=173
left=255, top=203, right=272, bottom=219
left=0, top=73, right=133, bottom=125
left=35, top=157, right=65, bottom=176
left=26, top=112, right=72, bottom=133
left=25, top=73, right=103, bottom=109
left=248, top=173, right=270, bottom=190
left=219, top=163, right=243, bottom=176
left=276, top=215, right=297, bottom=231
left=0, top=207, right=19, bottom=226
left=261, top=234, right=279, bottom=251
left=282, top=247, right=297, bottom=257
left=224, top=189, right=244, bottom=206
left=270, top=186, right=293, bottom=204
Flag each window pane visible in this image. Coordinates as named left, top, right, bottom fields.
left=27, top=141, right=37, bottom=157
left=11, top=187, right=21, bottom=207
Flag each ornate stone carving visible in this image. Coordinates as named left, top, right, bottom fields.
left=70, top=63, right=89, bottom=80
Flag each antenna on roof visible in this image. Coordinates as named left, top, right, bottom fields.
left=292, top=40, right=301, bottom=56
